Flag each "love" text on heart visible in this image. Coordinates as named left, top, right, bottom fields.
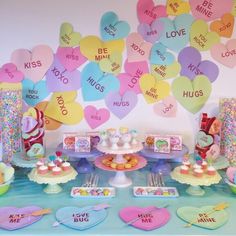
left=128, top=69, right=143, bottom=88
left=166, top=29, right=186, bottom=38
left=221, top=49, right=236, bottom=57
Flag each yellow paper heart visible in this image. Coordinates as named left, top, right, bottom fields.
left=44, top=91, right=84, bottom=125
left=151, top=61, right=181, bottom=80
left=99, top=51, right=122, bottom=75
left=139, top=74, right=170, bottom=104
left=232, top=0, right=236, bottom=16
left=167, top=0, right=190, bottom=16
left=23, top=107, right=38, bottom=119
left=80, top=36, right=125, bottom=62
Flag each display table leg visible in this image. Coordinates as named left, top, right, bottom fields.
left=77, top=158, right=94, bottom=174
left=44, top=184, right=62, bottom=194
left=109, top=171, right=132, bottom=188
left=151, top=159, right=171, bottom=175
left=186, top=185, right=205, bottom=196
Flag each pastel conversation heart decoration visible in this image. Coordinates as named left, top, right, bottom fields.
left=137, top=0, right=167, bottom=24
left=206, top=144, right=220, bottom=159
left=99, top=51, right=122, bottom=75
left=190, top=0, right=233, bottom=21
left=126, top=33, right=152, bottom=62
left=151, top=61, right=181, bottom=80
left=105, top=91, right=138, bottom=119
left=177, top=206, right=228, bottom=229
left=150, top=43, right=175, bottom=65
left=167, top=0, right=190, bottom=16
left=21, top=116, right=38, bottom=133
left=178, top=47, right=219, bottom=82
left=140, top=74, right=170, bottom=104
left=210, top=13, right=234, bottom=38
left=232, top=0, right=236, bottom=16
left=56, top=46, right=87, bottom=71
left=26, top=143, right=45, bottom=157
left=81, top=62, right=120, bottom=101
left=0, top=206, right=43, bottom=231
left=119, top=206, right=170, bottom=231
left=196, top=131, right=214, bottom=148
left=84, top=105, right=110, bottom=129
left=59, top=22, right=81, bottom=47
left=0, top=63, right=24, bottom=83
left=22, top=79, right=50, bottom=106
left=226, top=167, right=236, bottom=183
left=172, top=75, right=212, bottom=114
left=44, top=91, right=84, bottom=125
left=100, top=11, right=130, bottom=41
left=158, top=14, right=194, bottom=52
left=190, top=20, right=220, bottom=51
left=137, top=19, right=163, bottom=44
left=55, top=206, right=107, bottom=230
left=210, top=39, right=236, bottom=68
left=80, top=36, right=124, bottom=62
left=153, top=96, right=177, bottom=117
left=46, top=57, right=81, bottom=92
left=118, top=59, right=149, bottom=95
left=11, top=45, right=53, bottom=83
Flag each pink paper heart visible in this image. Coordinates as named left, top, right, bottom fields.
left=206, top=144, right=220, bottom=159
left=226, top=167, right=236, bottom=183
left=84, top=105, right=110, bottom=129
left=210, top=39, right=236, bottom=68
left=11, top=45, right=53, bottom=83
left=137, top=0, right=167, bottom=24
left=153, top=96, right=177, bottom=117
left=118, top=59, right=149, bottom=95
left=126, top=33, right=152, bottom=62
left=0, top=63, right=24, bottom=83
left=119, top=206, right=170, bottom=231
left=56, top=46, right=87, bottom=71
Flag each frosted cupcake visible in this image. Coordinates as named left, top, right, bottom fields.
left=180, top=165, right=189, bottom=174
left=52, top=166, right=62, bottom=175
left=201, top=160, right=208, bottom=170
left=48, top=161, right=56, bottom=171
left=36, top=160, right=44, bottom=168
left=182, top=160, right=191, bottom=168
left=194, top=168, right=203, bottom=177
left=207, top=166, right=216, bottom=176
left=37, top=165, right=48, bottom=175
left=193, top=164, right=202, bottom=170
left=61, top=162, right=71, bottom=171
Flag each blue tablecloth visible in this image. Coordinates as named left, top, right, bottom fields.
left=0, top=162, right=235, bottom=236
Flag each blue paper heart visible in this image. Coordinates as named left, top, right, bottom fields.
left=22, top=79, right=50, bottom=106
left=81, top=62, right=120, bottom=101
left=55, top=206, right=107, bottom=230
left=100, top=11, right=130, bottom=41
left=150, top=43, right=175, bottom=65
left=158, top=14, right=194, bottom=52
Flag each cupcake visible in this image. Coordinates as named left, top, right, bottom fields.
left=61, top=162, right=71, bottom=171
left=207, top=166, right=216, bottom=176
left=55, top=158, right=63, bottom=167
left=180, top=165, right=189, bottom=174
left=182, top=160, right=191, bottom=168
left=48, top=161, right=56, bottom=171
left=201, top=160, right=208, bottom=170
left=193, top=164, right=202, bottom=170
left=194, top=168, right=203, bottom=177
left=36, top=160, right=44, bottom=168
left=37, top=165, right=48, bottom=175
left=52, top=166, right=62, bottom=175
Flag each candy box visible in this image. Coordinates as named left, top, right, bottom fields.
left=86, top=131, right=100, bottom=148
left=144, top=134, right=156, bottom=149
left=154, top=136, right=171, bottom=153
left=63, top=132, right=77, bottom=150
left=168, top=135, right=182, bottom=151
left=75, top=136, right=91, bottom=153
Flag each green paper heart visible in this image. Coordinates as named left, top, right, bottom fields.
left=171, top=75, right=212, bottom=114
left=177, top=206, right=228, bottom=230
left=60, top=22, right=81, bottom=47
left=26, top=143, right=45, bottom=158
left=196, top=131, right=214, bottom=148
left=0, top=163, right=14, bottom=183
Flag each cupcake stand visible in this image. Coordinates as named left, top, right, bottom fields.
left=12, top=152, right=41, bottom=168
left=170, top=166, right=222, bottom=196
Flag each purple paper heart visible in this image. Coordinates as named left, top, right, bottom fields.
left=21, top=116, right=38, bottom=133
left=46, top=56, right=81, bottom=92
left=0, top=206, right=43, bottom=231
left=137, top=19, right=163, bottom=43
left=105, top=91, right=138, bottom=119
left=178, top=47, right=219, bottom=82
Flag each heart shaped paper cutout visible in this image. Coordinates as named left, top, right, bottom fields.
left=56, top=46, right=87, bottom=71
left=140, top=74, right=170, bottom=104
left=137, top=19, right=163, bottom=44
left=196, top=131, right=214, bottom=148
left=150, top=42, right=175, bottom=65
left=80, top=36, right=124, bottom=62
left=171, top=75, right=212, bottom=114
left=167, top=0, right=190, bottom=16
left=0, top=206, right=43, bottom=231
left=151, top=61, right=181, bottom=80
left=119, top=206, right=170, bottom=231
left=153, top=96, right=177, bottom=117
left=190, top=20, right=220, bottom=51
left=206, top=144, right=220, bottom=159
left=232, top=0, right=236, bottom=16
left=0, top=63, right=24, bottom=83
left=100, top=11, right=130, bottom=41
left=126, top=32, right=152, bottom=62
left=190, top=0, right=233, bottom=21
left=81, top=62, right=120, bottom=101
left=137, top=0, right=167, bottom=24
left=84, top=105, right=110, bottom=129
left=226, top=167, right=236, bottom=183
left=59, top=22, right=81, bottom=47
left=21, top=116, right=38, bottom=133
left=210, top=39, right=236, bottom=68
left=105, top=91, right=138, bottom=119
left=23, top=107, right=38, bottom=119
left=44, top=91, right=84, bottom=125
left=46, top=56, right=81, bottom=92
left=22, top=79, right=50, bottom=106
left=158, top=14, right=194, bottom=52
left=118, top=60, right=149, bottom=95
left=177, top=206, right=228, bottom=229
left=55, top=206, right=107, bottom=230
left=210, top=13, right=234, bottom=38
left=0, top=163, right=14, bottom=183
left=178, top=46, right=219, bottom=82
left=26, top=143, right=45, bottom=158
left=11, top=45, right=53, bottom=83
left=99, top=51, right=122, bottom=75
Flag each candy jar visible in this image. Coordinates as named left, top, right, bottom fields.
left=99, top=131, right=108, bottom=147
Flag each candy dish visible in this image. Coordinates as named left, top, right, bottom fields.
left=0, top=162, right=15, bottom=196
left=71, top=187, right=115, bottom=198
